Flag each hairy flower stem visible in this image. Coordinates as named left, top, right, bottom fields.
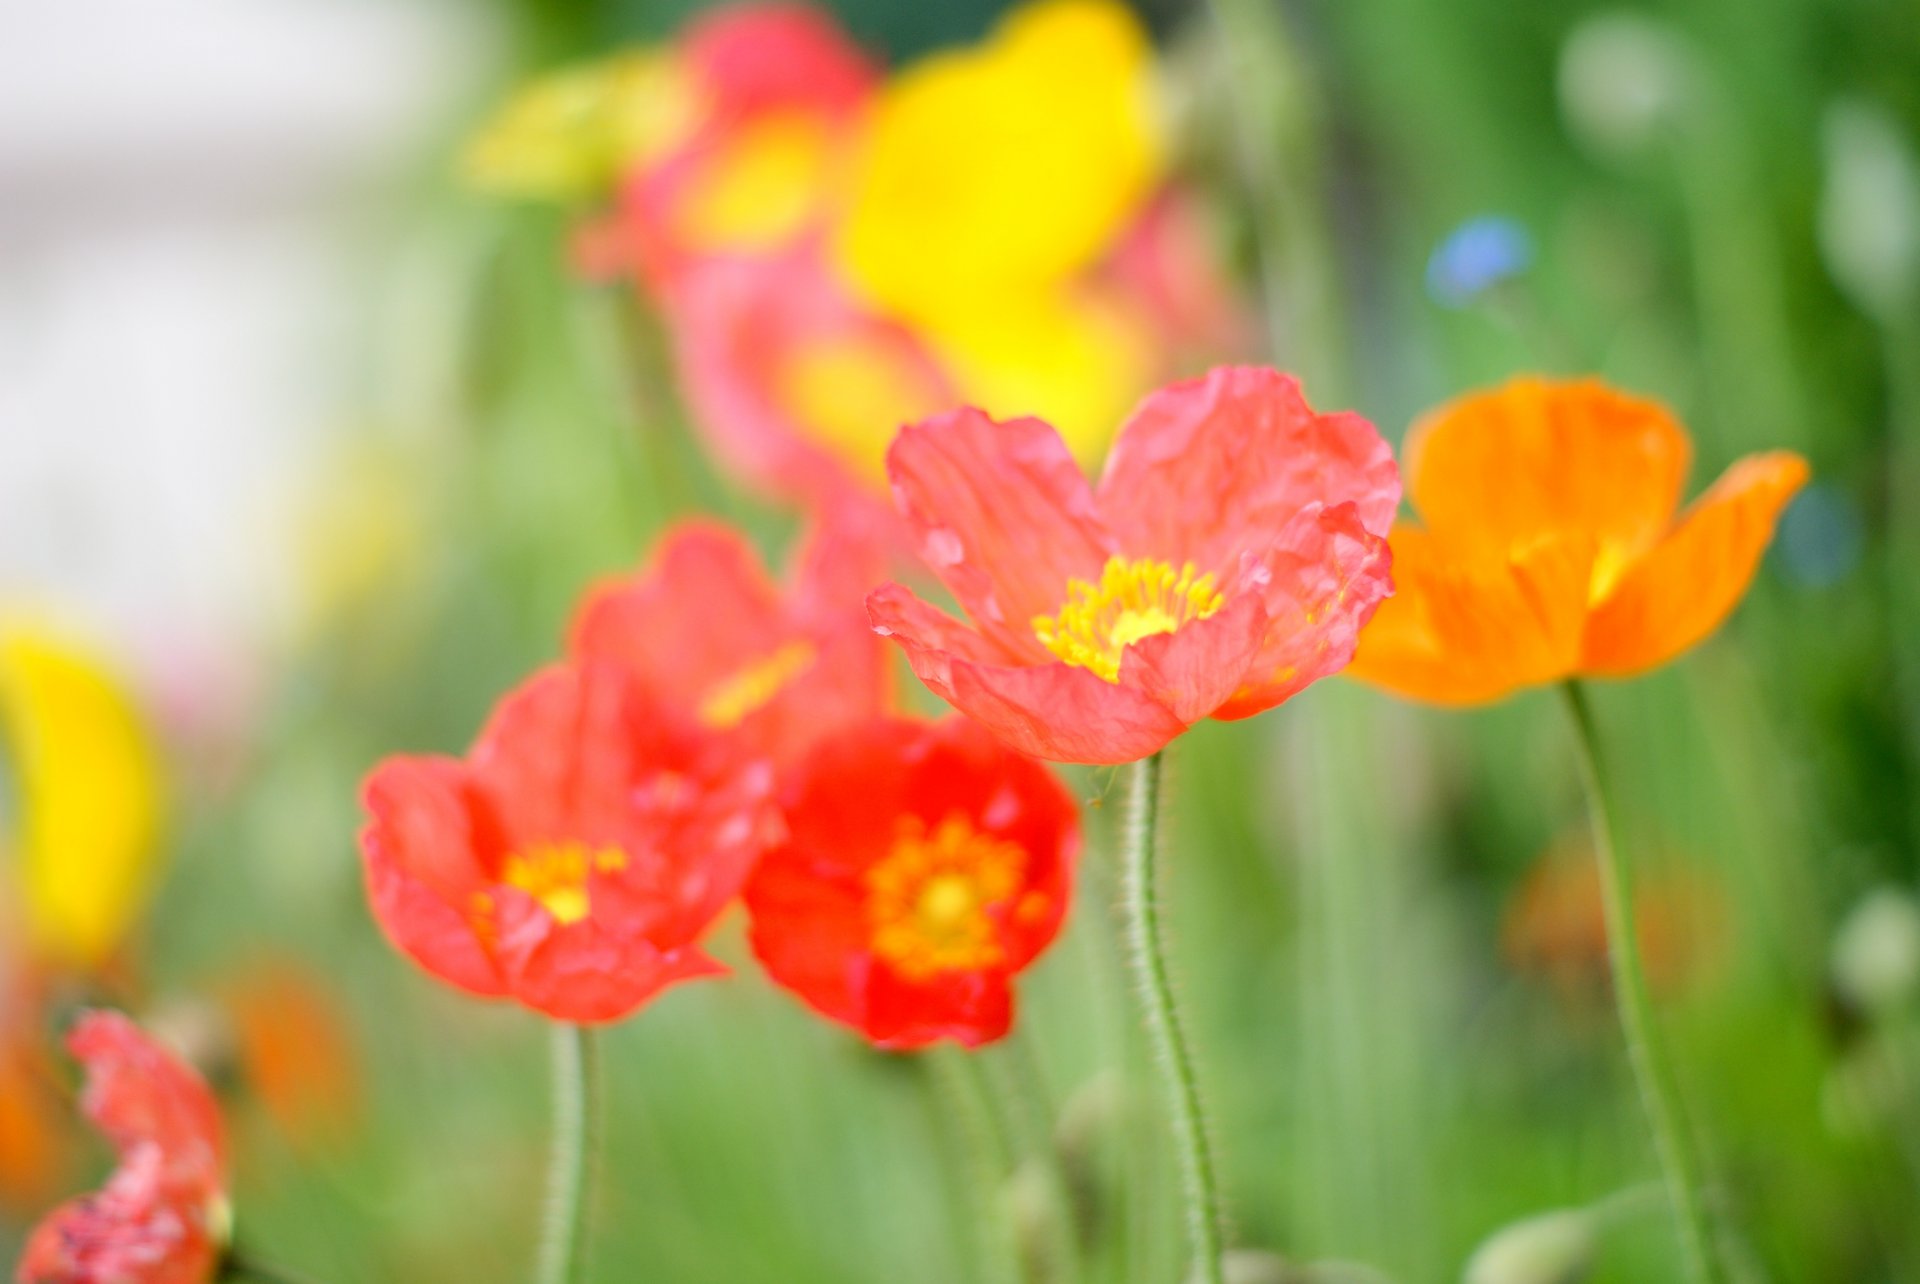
left=1119, top=752, right=1225, bottom=1284
left=538, top=1023, right=601, bottom=1284
left=1561, top=682, right=1726, bottom=1284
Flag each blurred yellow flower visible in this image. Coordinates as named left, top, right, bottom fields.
left=926, top=289, right=1157, bottom=465
left=0, top=624, right=165, bottom=970
left=461, top=51, right=699, bottom=201
left=834, top=0, right=1165, bottom=326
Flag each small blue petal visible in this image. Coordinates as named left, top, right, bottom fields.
left=1426, top=216, right=1534, bottom=308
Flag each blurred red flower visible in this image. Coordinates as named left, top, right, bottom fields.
left=17, top=1012, right=226, bottom=1284
left=869, top=365, right=1400, bottom=763
left=745, top=717, right=1078, bottom=1048
left=570, top=516, right=892, bottom=768
left=574, top=3, right=878, bottom=291
left=359, top=662, right=779, bottom=1024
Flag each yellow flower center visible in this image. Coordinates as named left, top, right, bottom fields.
left=1032, top=556, right=1224, bottom=682
left=867, top=815, right=1038, bottom=980
left=697, top=641, right=818, bottom=729
left=498, top=842, right=629, bottom=925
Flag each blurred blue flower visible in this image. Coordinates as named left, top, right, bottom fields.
left=1776, top=482, right=1864, bottom=589
left=1427, top=216, right=1534, bottom=308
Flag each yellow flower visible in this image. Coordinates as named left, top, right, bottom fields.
left=926, top=289, right=1157, bottom=466
left=833, top=0, right=1165, bottom=325
left=460, top=51, right=700, bottom=201
left=0, top=623, right=165, bottom=970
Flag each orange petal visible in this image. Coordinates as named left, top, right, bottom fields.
left=1345, top=523, right=1595, bottom=705
left=1581, top=451, right=1809, bottom=675
left=1406, top=377, right=1691, bottom=573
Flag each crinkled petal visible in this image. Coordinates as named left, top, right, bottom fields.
left=492, top=889, right=726, bottom=1024
left=18, top=1190, right=218, bottom=1284
left=68, top=1013, right=224, bottom=1201
left=867, top=582, right=1019, bottom=706
left=1097, top=366, right=1400, bottom=570
left=887, top=407, right=1115, bottom=657
left=1345, top=524, right=1596, bottom=705
left=1216, top=502, right=1394, bottom=718
left=1406, top=377, right=1690, bottom=567
left=1582, top=451, right=1809, bottom=676
left=1119, top=591, right=1268, bottom=723
left=946, top=656, right=1187, bottom=764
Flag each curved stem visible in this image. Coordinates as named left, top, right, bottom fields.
left=1560, top=682, right=1726, bottom=1284
left=1119, top=752, right=1226, bottom=1284
left=537, top=1023, right=601, bottom=1284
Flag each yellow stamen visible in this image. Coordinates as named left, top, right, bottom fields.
left=499, top=842, right=628, bottom=925
left=1032, top=556, right=1224, bottom=682
left=697, top=641, right=818, bottom=728
left=867, top=815, right=1032, bottom=980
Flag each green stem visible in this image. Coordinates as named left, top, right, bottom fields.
left=931, top=1049, right=1020, bottom=1284
left=1119, top=752, right=1226, bottom=1284
left=1560, top=682, right=1725, bottom=1284
left=537, top=1023, right=601, bottom=1284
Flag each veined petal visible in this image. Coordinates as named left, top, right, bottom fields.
left=946, top=656, right=1187, bottom=764
left=1345, top=524, right=1595, bottom=705
left=1582, top=451, right=1809, bottom=675
left=1098, top=366, right=1400, bottom=570
left=867, top=582, right=1017, bottom=706
left=1216, top=502, right=1394, bottom=718
left=887, top=408, right=1115, bottom=656
left=1406, top=377, right=1690, bottom=567
left=1119, top=590, right=1267, bottom=723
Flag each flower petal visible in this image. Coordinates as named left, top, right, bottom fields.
left=1119, top=591, right=1268, bottom=723
left=946, top=656, right=1187, bottom=764
left=1405, top=377, right=1690, bottom=568
left=1096, top=365, right=1401, bottom=571
left=865, top=965, right=1015, bottom=1050
left=1582, top=451, right=1809, bottom=675
left=1215, top=502, right=1395, bottom=718
left=492, top=890, right=726, bottom=1024
left=867, top=582, right=1018, bottom=706
left=1344, top=524, right=1596, bottom=705
left=887, top=407, right=1115, bottom=657
left=68, top=1012, right=224, bottom=1200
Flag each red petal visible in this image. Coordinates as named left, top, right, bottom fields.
left=947, top=656, right=1187, bottom=764
left=68, top=1013, right=223, bottom=1202
left=887, top=407, right=1116, bottom=658
left=1215, top=502, right=1395, bottom=718
left=867, top=582, right=1018, bottom=706
left=1119, top=591, right=1268, bottom=723
left=18, top=1189, right=219, bottom=1284
left=1097, top=366, right=1400, bottom=572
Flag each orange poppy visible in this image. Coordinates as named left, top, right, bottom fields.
left=1347, top=377, right=1808, bottom=704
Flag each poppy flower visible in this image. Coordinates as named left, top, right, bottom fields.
left=1345, top=377, right=1810, bottom=704
left=569, top=4, right=878, bottom=290
left=17, top=1011, right=226, bottom=1284
left=359, top=662, right=778, bottom=1024
left=570, top=516, right=891, bottom=768
left=868, top=365, right=1400, bottom=764
left=743, top=717, right=1077, bottom=1047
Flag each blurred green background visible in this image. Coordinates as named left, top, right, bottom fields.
left=5, top=0, right=1920, bottom=1280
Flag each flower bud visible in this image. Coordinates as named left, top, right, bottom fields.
left=1462, top=1208, right=1596, bottom=1284
left=1818, top=100, right=1920, bottom=323
left=1831, top=887, right=1920, bottom=1017
left=1557, top=14, right=1696, bottom=159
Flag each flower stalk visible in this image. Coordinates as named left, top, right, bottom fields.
left=1560, top=681, right=1726, bottom=1284
left=1119, top=751, right=1226, bottom=1284
left=538, top=1023, right=601, bottom=1284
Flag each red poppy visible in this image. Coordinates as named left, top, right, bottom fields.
left=744, top=717, right=1077, bottom=1048
left=574, top=4, right=878, bottom=291
left=17, top=1011, right=226, bottom=1284
left=868, top=365, right=1400, bottom=764
left=359, top=661, right=778, bottom=1024
left=570, top=515, right=892, bottom=768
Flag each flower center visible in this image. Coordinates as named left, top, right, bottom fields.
left=1032, top=556, right=1225, bottom=682
left=697, top=640, right=818, bottom=728
left=866, top=815, right=1038, bottom=981
left=499, top=842, right=628, bottom=925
